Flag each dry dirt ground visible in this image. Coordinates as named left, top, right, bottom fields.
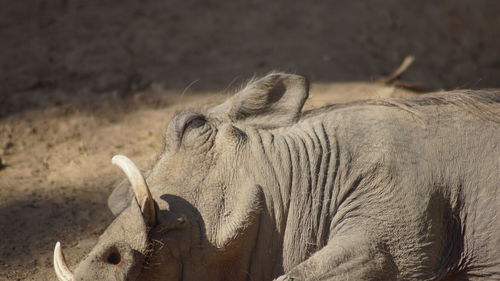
left=0, top=81, right=415, bottom=280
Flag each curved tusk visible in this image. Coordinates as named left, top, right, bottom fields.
left=54, top=242, right=74, bottom=281
left=112, top=155, right=156, bottom=225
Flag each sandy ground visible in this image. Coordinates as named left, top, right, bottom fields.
left=3, top=0, right=500, bottom=99
left=0, top=81, right=415, bottom=280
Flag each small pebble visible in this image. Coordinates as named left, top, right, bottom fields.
left=0, top=157, right=6, bottom=170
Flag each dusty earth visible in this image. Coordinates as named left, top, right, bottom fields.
left=0, top=80, right=416, bottom=280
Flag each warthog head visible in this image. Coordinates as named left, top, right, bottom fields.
left=54, top=73, right=309, bottom=281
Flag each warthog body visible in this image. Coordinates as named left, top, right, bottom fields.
left=55, top=73, right=500, bottom=281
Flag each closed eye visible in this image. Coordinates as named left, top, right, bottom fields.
left=181, top=115, right=206, bottom=140
left=186, top=116, right=205, bottom=130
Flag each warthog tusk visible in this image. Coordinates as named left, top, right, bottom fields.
left=112, top=155, right=156, bottom=225
left=54, top=242, right=73, bottom=281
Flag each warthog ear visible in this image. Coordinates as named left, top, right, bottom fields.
left=108, top=179, right=133, bottom=216
left=210, top=72, right=309, bottom=127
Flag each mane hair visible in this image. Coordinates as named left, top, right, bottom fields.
left=301, top=90, right=500, bottom=123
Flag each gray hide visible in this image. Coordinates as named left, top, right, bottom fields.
left=69, top=72, right=499, bottom=281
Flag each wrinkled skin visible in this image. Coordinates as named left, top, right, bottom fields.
left=67, top=72, right=500, bottom=281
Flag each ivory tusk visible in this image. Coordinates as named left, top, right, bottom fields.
left=54, top=242, right=74, bottom=281
left=112, top=155, right=156, bottom=225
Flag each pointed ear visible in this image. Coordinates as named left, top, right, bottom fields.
left=210, top=73, right=309, bottom=127
left=108, top=179, right=133, bottom=216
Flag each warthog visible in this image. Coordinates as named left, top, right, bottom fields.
left=54, top=73, right=500, bottom=280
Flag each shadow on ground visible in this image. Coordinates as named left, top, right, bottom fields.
left=2, top=0, right=500, bottom=118
left=0, top=187, right=113, bottom=273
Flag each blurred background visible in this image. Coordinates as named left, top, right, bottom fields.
left=2, top=0, right=500, bottom=115
left=1, top=1, right=499, bottom=280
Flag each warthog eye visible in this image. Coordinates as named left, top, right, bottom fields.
left=173, top=112, right=211, bottom=147
left=184, top=116, right=206, bottom=132
left=181, top=115, right=207, bottom=142
left=105, top=247, right=122, bottom=265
